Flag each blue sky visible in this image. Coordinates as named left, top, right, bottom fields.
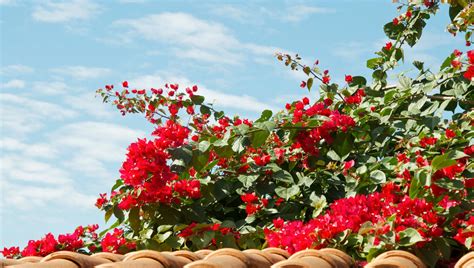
left=0, top=0, right=463, bottom=248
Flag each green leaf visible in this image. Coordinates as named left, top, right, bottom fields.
left=413, top=60, right=424, bottom=70
left=113, top=205, right=125, bottom=223
left=251, top=130, right=270, bottom=148
left=307, top=77, right=313, bottom=90
left=256, top=110, right=273, bottom=123
left=232, top=137, right=248, bottom=153
left=273, top=170, right=294, bottom=184
left=398, top=228, right=423, bottom=246
left=350, top=76, right=367, bottom=87
left=431, top=154, right=457, bottom=172
left=303, top=66, right=311, bottom=75
left=309, top=192, right=326, bottom=217
left=367, top=57, right=383, bottom=69
left=105, top=209, right=113, bottom=223
left=238, top=174, right=259, bottom=188
left=370, top=170, right=386, bottom=183
left=129, top=207, right=140, bottom=232
left=275, top=185, right=299, bottom=200
left=198, top=141, right=210, bottom=152
left=200, top=105, right=211, bottom=115
left=333, top=133, right=354, bottom=157
left=169, top=146, right=193, bottom=165
left=326, top=150, right=340, bottom=161
left=191, top=95, right=205, bottom=105
left=384, top=21, right=405, bottom=40
left=409, top=174, right=421, bottom=199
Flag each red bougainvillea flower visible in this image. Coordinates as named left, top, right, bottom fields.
left=419, top=136, right=437, bottom=147
left=345, top=89, right=365, bottom=105
left=393, top=17, right=399, bottom=25
left=122, top=81, right=128, bottom=88
left=322, top=75, right=330, bottom=84
left=451, top=60, right=462, bottom=69
left=384, top=42, right=393, bottom=51
left=345, top=75, right=353, bottom=83
left=453, top=49, right=462, bottom=57
left=1, top=247, right=20, bottom=258
left=467, top=50, right=474, bottom=64
left=300, top=81, right=306, bottom=88
left=445, top=129, right=456, bottom=139
left=95, top=193, right=108, bottom=209
left=101, top=228, right=135, bottom=254
left=464, top=65, right=474, bottom=81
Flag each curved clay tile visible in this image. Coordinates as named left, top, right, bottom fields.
left=37, top=251, right=111, bottom=268
left=19, top=257, right=43, bottom=263
left=121, top=250, right=173, bottom=268
left=170, top=251, right=201, bottom=262
left=201, top=248, right=248, bottom=268
left=455, top=251, right=474, bottom=268
left=183, top=259, right=220, bottom=268
left=270, top=259, right=311, bottom=268
left=243, top=249, right=275, bottom=267
left=318, top=248, right=354, bottom=268
left=195, top=250, right=213, bottom=259
left=370, top=250, right=425, bottom=268
left=162, top=252, right=195, bottom=267
left=365, top=259, right=415, bottom=268
left=1, top=258, right=21, bottom=266
left=288, top=249, right=337, bottom=268
left=91, top=252, right=125, bottom=262
left=262, top=248, right=291, bottom=261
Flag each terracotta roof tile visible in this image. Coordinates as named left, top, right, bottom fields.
left=2, top=249, right=472, bottom=268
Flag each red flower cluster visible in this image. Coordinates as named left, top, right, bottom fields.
left=116, top=120, right=201, bottom=209
left=265, top=184, right=444, bottom=253
left=464, top=50, right=474, bottom=80
left=453, top=216, right=474, bottom=249
left=344, top=89, right=365, bottom=105
left=241, top=192, right=268, bottom=216
left=178, top=222, right=240, bottom=246
left=2, top=225, right=99, bottom=258
left=419, top=136, right=437, bottom=147
left=296, top=111, right=356, bottom=156
left=101, top=228, right=136, bottom=254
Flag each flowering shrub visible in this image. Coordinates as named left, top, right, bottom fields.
left=0, top=225, right=136, bottom=259
left=93, top=1, right=472, bottom=266
left=2, top=1, right=473, bottom=267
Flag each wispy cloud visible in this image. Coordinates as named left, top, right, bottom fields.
left=1, top=79, right=26, bottom=88
left=0, top=64, right=34, bottom=75
left=51, top=66, right=112, bottom=79
left=283, top=5, right=335, bottom=22
left=0, top=93, right=77, bottom=136
left=114, top=12, right=285, bottom=65
left=32, top=0, right=101, bottom=23
left=32, top=81, right=68, bottom=94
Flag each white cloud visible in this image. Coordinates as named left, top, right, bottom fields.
left=32, top=81, right=68, bottom=94
left=0, top=0, right=17, bottom=5
left=114, top=12, right=284, bottom=65
left=32, top=0, right=101, bottom=23
left=64, top=92, right=116, bottom=119
left=0, top=121, right=144, bottom=211
left=332, top=41, right=372, bottom=61
left=0, top=64, right=34, bottom=75
left=128, top=73, right=276, bottom=112
left=0, top=93, right=77, bottom=136
left=283, top=5, right=335, bottom=22
left=1, top=79, right=26, bottom=88
left=51, top=66, right=112, bottom=79
left=209, top=5, right=251, bottom=22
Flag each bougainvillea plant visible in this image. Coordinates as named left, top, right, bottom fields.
left=2, top=1, right=473, bottom=267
